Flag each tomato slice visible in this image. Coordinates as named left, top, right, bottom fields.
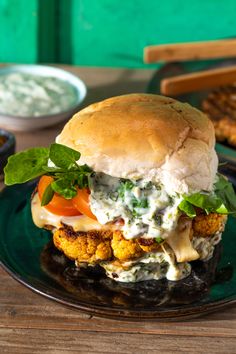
left=38, top=176, right=81, bottom=216
left=72, top=188, right=97, bottom=220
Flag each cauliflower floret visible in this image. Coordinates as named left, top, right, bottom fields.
left=53, top=228, right=112, bottom=263
left=193, top=213, right=227, bottom=237
left=52, top=212, right=226, bottom=265
left=111, top=231, right=144, bottom=262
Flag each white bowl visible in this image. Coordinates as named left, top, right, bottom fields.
left=0, top=65, right=87, bottom=131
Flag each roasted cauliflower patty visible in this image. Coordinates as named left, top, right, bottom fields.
left=53, top=213, right=226, bottom=264
left=193, top=213, right=227, bottom=237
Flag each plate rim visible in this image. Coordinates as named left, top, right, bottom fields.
left=1, top=258, right=236, bottom=321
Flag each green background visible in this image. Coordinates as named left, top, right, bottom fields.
left=0, top=0, right=236, bottom=68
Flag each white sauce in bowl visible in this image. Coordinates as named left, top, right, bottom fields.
left=0, top=72, right=78, bottom=117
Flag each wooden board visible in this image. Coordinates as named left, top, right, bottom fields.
left=0, top=267, right=236, bottom=353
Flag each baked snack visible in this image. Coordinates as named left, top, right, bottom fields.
left=202, top=84, right=236, bottom=147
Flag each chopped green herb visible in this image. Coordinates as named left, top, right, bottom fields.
left=155, top=236, right=163, bottom=244
left=131, top=197, right=148, bottom=209
left=109, top=191, right=118, bottom=201
left=153, top=213, right=162, bottom=226
left=145, top=181, right=154, bottom=190
left=118, top=179, right=134, bottom=199
left=131, top=209, right=141, bottom=218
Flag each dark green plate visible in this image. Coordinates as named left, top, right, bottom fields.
left=146, top=59, right=236, bottom=160
left=0, top=181, right=236, bottom=320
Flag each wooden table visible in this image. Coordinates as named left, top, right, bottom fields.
left=0, top=66, right=236, bottom=354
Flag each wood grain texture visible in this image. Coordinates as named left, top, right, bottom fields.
left=1, top=328, right=236, bottom=354
left=144, top=39, right=236, bottom=64
left=160, top=65, right=236, bottom=96
left=1, top=268, right=236, bottom=339
left=0, top=66, right=235, bottom=353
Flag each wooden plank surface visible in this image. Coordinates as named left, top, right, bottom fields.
left=1, top=266, right=236, bottom=338
left=1, top=328, right=236, bottom=354
left=0, top=66, right=235, bottom=354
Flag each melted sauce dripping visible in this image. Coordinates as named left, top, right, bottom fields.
left=40, top=242, right=230, bottom=308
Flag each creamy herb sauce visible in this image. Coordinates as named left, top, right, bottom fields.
left=100, top=232, right=222, bottom=282
left=89, top=173, right=182, bottom=240
left=192, top=232, right=222, bottom=261
left=102, top=249, right=191, bottom=282
left=31, top=182, right=224, bottom=283
left=0, top=72, right=78, bottom=116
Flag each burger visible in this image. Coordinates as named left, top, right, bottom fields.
left=4, top=94, right=236, bottom=283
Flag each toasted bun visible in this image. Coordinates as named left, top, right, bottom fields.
left=56, top=94, right=218, bottom=194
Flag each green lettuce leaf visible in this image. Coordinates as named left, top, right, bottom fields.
left=4, top=147, right=49, bottom=185
left=49, top=143, right=81, bottom=169
left=178, top=200, right=197, bottom=217
left=179, top=174, right=236, bottom=217
left=4, top=143, right=92, bottom=207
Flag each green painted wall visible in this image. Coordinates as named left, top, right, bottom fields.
left=0, top=0, right=236, bottom=67
left=70, top=0, right=236, bottom=68
left=0, top=0, right=38, bottom=63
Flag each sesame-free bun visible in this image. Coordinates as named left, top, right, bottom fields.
left=56, top=94, right=218, bottom=194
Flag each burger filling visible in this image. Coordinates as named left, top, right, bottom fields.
left=50, top=211, right=226, bottom=282
left=31, top=170, right=228, bottom=282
